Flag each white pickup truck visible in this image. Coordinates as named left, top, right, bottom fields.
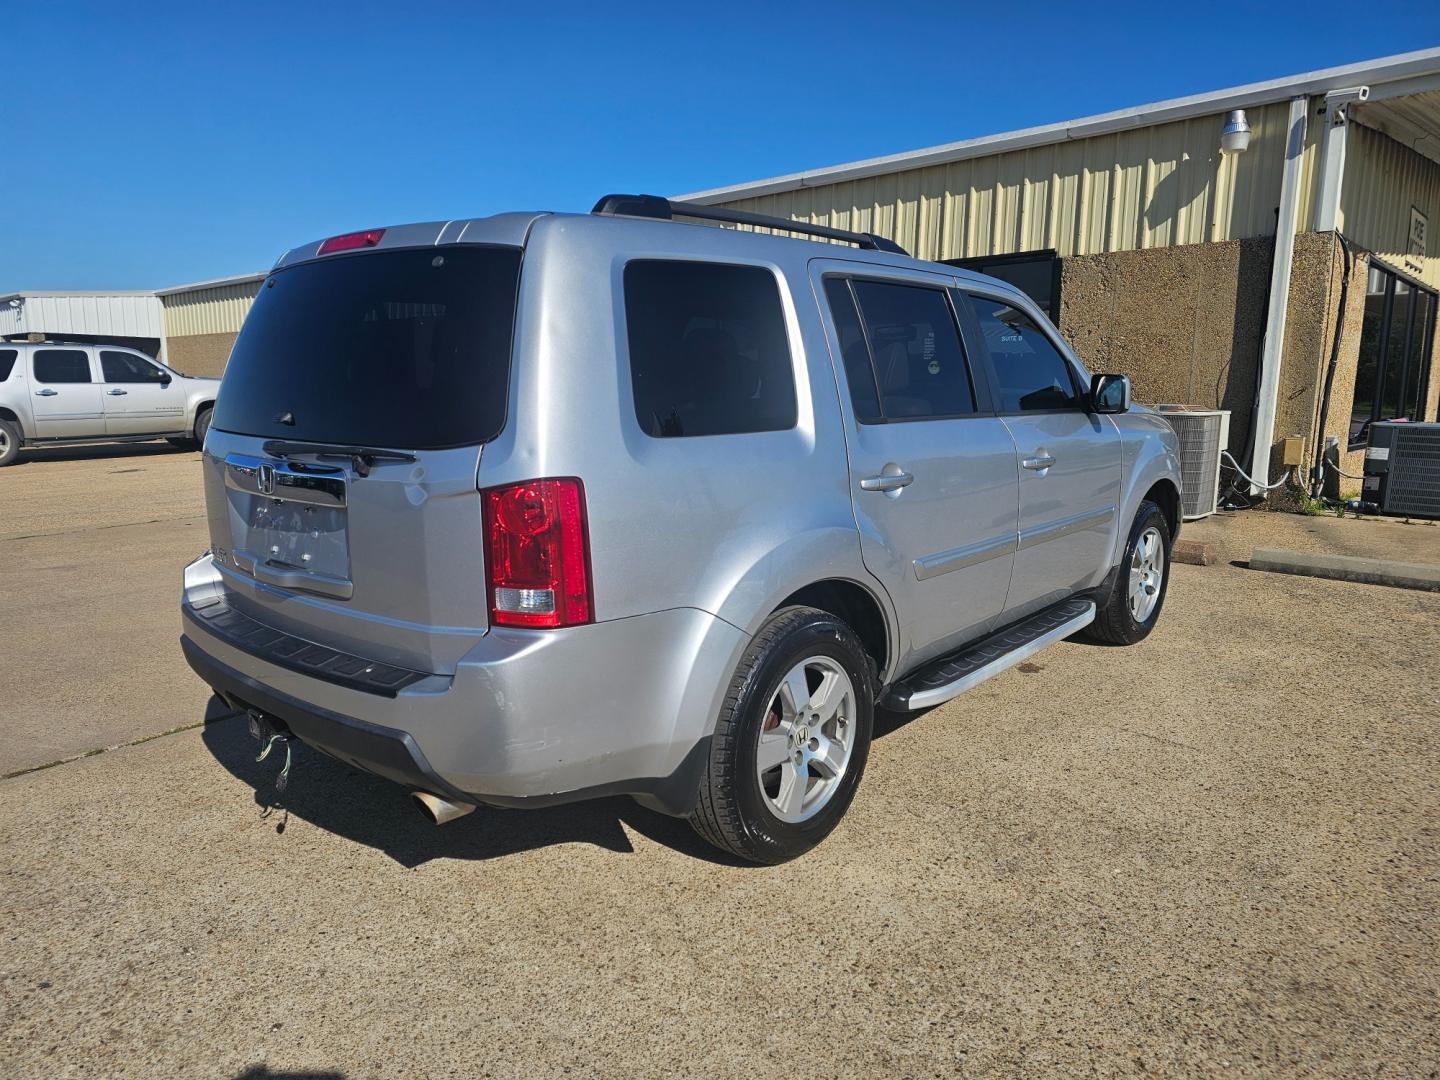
left=0, top=341, right=218, bottom=465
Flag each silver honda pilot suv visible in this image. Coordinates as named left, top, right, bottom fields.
left=181, top=194, right=1181, bottom=864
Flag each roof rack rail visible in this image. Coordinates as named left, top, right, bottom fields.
left=591, top=193, right=909, bottom=256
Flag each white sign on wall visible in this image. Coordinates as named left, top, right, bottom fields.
left=1410, top=206, right=1428, bottom=259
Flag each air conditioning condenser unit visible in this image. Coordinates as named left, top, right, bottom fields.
left=1363, top=421, right=1440, bottom=519
left=1154, top=405, right=1231, bottom=520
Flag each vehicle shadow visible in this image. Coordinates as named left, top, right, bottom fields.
left=200, top=701, right=748, bottom=869
left=18, top=441, right=195, bottom=465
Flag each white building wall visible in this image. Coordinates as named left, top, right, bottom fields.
left=0, top=294, right=166, bottom=354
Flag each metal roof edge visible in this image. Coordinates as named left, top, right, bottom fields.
left=155, top=271, right=267, bottom=297
left=675, top=46, right=1440, bottom=204
left=0, top=290, right=160, bottom=300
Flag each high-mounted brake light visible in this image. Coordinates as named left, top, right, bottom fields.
left=482, top=478, right=593, bottom=629
left=317, top=229, right=385, bottom=255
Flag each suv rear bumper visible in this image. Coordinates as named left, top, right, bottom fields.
left=181, top=555, right=746, bottom=815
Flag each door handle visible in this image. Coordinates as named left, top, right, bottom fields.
left=36, top=388, right=58, bottom=397
left=107, top=388, right=128, bottom=396
left=1022, top=455, right=1057, bottom=471
left=860, top=470, right=915, bottom=492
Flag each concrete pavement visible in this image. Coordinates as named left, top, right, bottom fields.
left=2, top=448, right=1438, bottom=1078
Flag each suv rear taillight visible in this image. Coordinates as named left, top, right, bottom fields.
left=482, top=478, right=593, bottom=629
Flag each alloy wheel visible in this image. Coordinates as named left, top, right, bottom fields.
left=1128, top=525, right=1164, bottom=622
left=755, top=656, right=856, bottom=824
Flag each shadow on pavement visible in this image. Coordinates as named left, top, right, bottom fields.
left=17, top=441, right=196, bottom=465
left=232, top=1068, right=346, bottom=1080
left=200, top=702, right=746, bottom=869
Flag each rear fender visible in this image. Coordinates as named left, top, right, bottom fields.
left=709, top=525, right=899, bottom=681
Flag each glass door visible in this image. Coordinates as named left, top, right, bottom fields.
left=1349, top=262, right=1438, bottom=449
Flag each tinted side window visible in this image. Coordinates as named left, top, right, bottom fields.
left=625, top=261, right=796, bottom=438
left=851, top=280, right=975, bottom=419
left=0, top=349, right=16, bottom=381
left=822, top=278, right=881, bottom=423
left=968, top=295, right=1081, bottom=412
left=34, top=349, right=93, bottom=384
left=101, top=351, right=166, bottom=383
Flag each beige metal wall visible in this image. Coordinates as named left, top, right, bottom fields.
left=716, top=100, right=1321, bottom=262
left=1341, top=120, right=1439, bottom=290
left=161, top=279, right=261, bottom=339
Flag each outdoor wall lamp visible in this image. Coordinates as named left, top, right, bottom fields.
left=1220, top=109, right=1252, bottom=154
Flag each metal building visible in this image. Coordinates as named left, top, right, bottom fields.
left=156, top=272, right=265, bottom=377
left=0, top=291, right=166, bottom=359
left=680, top=48, right=1440, bottom=493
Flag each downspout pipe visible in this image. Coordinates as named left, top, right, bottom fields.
left=1310, top=232, right=1353, bottom=497
left=1248, top=95, right=1311, bottom=495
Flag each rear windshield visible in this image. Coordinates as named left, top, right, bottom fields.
left=213, top=246, right=521, bottom=449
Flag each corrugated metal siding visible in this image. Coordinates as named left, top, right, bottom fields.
left=1341, top=120, right=1438, bottom=290
left=0, top=294, right=164, bottom=339
left=716, top=100, right=1321, bottom=261
left=161, top=280, right=262, bottom=338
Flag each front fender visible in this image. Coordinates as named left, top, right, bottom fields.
left=1112, top=410, right=1183, bottom=562
left=183, top=389, right=215, bottom=433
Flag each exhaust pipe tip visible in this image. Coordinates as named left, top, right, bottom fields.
left=411, top=791, right=476, bottom=826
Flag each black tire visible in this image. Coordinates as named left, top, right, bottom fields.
left=0, top=418, right=20, bottom=466
left=192, top=406, right=212, bottom=449
left=1084, top=500, right=1171, bottom=645
left=689, top=606, right=875, bottom=865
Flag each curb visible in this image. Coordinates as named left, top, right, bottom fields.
left=1249, top=547, right=1440, bottom=593
left=1172, top=539, right=1216, bottom=566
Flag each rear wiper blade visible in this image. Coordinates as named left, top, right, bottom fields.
left=262, top=440, right=417, bottom=478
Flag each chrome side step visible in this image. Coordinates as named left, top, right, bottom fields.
left=883, top=597, right=1096, bottom=711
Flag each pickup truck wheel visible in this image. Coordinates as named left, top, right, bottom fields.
left=0, top=419, right=20, bottom=466
left=1084, top=500, right=1171, bottom=646
left=689, top=606, right=874, bottom=864
left=192, top=406, right=212, bottom=449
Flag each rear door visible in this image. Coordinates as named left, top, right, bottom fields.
left=958, top=288, right=1122, bottom=618
left=30, top=348, right=103, bottom=437
left=813, top=261, right=1018, bottom=671
left=99, top=350, right=185, bottom=434
left=201, top=244, right=522, bottom=673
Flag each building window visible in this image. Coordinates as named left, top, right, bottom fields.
left=943, top=249, right=1062, bottom=324
left=1349, top=262, right=1437, bottom=449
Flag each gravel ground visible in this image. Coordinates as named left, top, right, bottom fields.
left=2, top=448, right=1438, bottom=1078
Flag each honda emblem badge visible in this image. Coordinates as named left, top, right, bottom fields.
left=257, top=463, right=275, bottom=495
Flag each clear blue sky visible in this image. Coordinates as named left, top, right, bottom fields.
left=5, top=1, right=1438, bottom=292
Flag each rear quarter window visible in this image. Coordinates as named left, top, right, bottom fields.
left=624, top=260, right=797, bottom=438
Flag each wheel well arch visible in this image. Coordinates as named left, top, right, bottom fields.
left=0, top=406, right=20, bottom=425
left=1143, top=478, right=1181, bottom=538
left=774, top=579, right=890, bottom=681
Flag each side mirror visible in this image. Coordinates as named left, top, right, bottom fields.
left=1091, top=373, right=1130, bottom=414
left=159, top=373, right=172, bottom=387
